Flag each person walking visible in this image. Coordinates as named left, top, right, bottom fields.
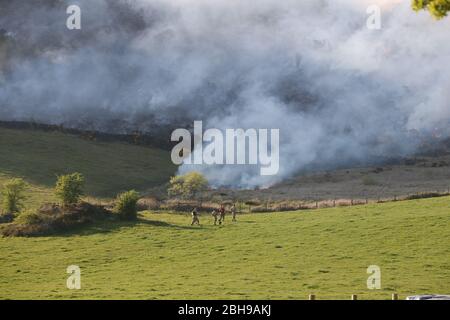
left=231, top=204, right=237, bottom=222
left=211, top=209, right=219, bottom=225
left=191, top=207, right=200, bottom=226
left=218, top=204, right=226, bottom=225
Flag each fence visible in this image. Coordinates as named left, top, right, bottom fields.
left=245, top=188, right=450, bottom=213
left=140, top=188, right=450, bottom=213
left=308, top=293, right=399, bottom=300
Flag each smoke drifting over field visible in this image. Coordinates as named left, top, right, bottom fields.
left=0, top=0, right=449, bottom=187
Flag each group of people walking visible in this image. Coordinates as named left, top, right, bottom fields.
left=191, top=204, right=237, bottom=226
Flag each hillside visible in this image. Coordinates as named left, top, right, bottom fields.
left=2, top=126, right=450, bottom=208
left=209, top=156, right=450, bottom=202
left=0, top=127, right=177, bottom=205
left=0, top=196, right=449, bottom=299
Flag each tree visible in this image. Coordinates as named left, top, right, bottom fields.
left=55, top=173, right=85, bottom=206
left=168, top=172, right=208, bottom=199
left=114, top=190, right=140, bottom=220
left=412, top=0, right=450, bottom=19
left=1, top=178, right=27, bottom=214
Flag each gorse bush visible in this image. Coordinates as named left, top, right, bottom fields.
left=15, top=210, right=44, bottom=225
left=168, top=172, right=208, bottom=199
left=115, top=190, right=140, bottom=220
left=1, top=178, right=27, bottom=214
left=55, top=173, right=85, bottom=206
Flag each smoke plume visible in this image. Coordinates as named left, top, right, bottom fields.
left=0, top=0, right=449, bottom=187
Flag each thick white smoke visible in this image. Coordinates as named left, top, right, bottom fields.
left=0, top=0, right=449, bottom=187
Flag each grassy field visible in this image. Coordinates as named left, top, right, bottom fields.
left=0, top=127, right=176, bottom=204
left=0, top=127, right=449, bottom=299
left=0, top=196, right=449, bottom=300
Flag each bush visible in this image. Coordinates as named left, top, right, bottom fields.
left=55, top=173, right=85, bottom=206
left=1, top=178, right=27, bottom=214
left=2, top=202, right=111, bottom=237
left=168, top=172, right=208, bottom=199
left=15, top=210, right=45, bottom=225
left=115, top=190, right=140, bottom=220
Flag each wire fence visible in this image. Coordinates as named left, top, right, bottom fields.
left=152, top=187, right=450, bottom=214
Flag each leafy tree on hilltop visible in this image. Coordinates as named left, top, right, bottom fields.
left=412, top=0, right=450, bottom=19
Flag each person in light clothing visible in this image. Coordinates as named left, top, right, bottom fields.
left=211, top=209, right=219, bottom=225
left=191, top=207, right=200, bottom=226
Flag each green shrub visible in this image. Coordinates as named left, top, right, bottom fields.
left=55, top=173, right=85, bottom=206
left=115, top=190, right=140, bottom=220
left=168, top=172, right=208, bottom=199
left=1, top=178, right=27, bottom=214
left=15, top=210, right=44, bottom=225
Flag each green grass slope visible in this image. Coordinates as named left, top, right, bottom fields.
left=0, top=197, right=449, bottom=300
left=0, top=128, right=176, bottom=203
